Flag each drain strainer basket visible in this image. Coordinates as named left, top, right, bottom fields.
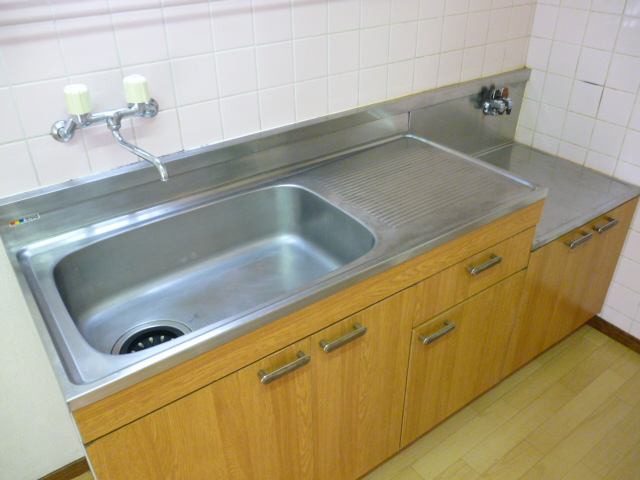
left=112, top=320, right=191, bottom=355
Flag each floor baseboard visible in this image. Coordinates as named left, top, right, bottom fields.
left=40, top=458, right=89, bottom=480
left=588, top=316, right=640, bottom=354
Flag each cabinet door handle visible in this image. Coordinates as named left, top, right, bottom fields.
left=593, top=217, right=619, bottom=234
left=419, top=320, right=456, bottom=346
left=466, top=254, right=502, bottom=276
left=319, top=323, right=367, bottom=353
left=565, top=231, right=593, bottom=249
left=258, top=351, right=310, bottom=385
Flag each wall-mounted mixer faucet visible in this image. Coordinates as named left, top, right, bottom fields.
left=51, top=75, right=168, bottom=182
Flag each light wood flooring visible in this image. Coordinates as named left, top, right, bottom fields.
left=73, top=325, right=640, bottom=480
left=72, top=473, right=93, bottom=480
left=363, top=325, right=640, bottom=480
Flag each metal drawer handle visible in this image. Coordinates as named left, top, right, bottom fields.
left=466, top=254, right=502, bottom=276
left=419, top=320, right=456, bottom=346
left=565, top=231, right=593, bottom=249
left=258, top=351, right=310, bottom=385
left=320, top=323, right=368, bottom=353
left=593, top=217, right=619, bottom=234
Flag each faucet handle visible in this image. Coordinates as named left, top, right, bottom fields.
left=64, top=84, right=93, bottom=116
left=499, top=88, right=512, bottom=115
left=123, top=74, right=151, bottom=104
left=490, top=87, right=509, bottom=100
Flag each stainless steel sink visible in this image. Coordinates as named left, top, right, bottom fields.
left=9, top=134, right=545, bottom=407
left=52, top=185, right=375, bottom=356
left=18, top=184, right=375, bottom=387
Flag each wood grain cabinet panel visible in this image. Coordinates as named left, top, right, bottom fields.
left=582, top=200, right=638, bottom=320
left=413, top=227, right=534, bottom=326
left=310, top=287, right=415, bottom=480
left=79, top=201, right=547, bottom=480
left=401, top=271, right=526, bottom=447
left=87, top=340, right=314, bottom=480
left=503, top=198, right=638, bottom=377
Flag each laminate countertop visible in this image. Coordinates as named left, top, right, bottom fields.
left=477, top=143, right=640, bottom=250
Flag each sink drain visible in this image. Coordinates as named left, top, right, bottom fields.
left=112, top=320, right=191, bottom=355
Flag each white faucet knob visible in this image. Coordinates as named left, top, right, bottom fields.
left=123, top=74, right=151, bottom=104
left=64, top=84, right=92, bottom=116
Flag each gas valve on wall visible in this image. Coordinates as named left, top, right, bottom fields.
left=481, top=87, right=512, bottom=116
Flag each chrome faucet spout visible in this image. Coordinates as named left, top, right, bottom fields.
left=110, top=127, right=168, bottom=182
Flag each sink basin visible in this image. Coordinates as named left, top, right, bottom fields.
left=18, top=184, right=375, bottom=387
left=50, top=185, right=375, bottom=356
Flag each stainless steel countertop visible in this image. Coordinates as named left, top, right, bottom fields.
left=9, top=135, right=546, bottom=408
left=476, top=143, right=640, bottom=250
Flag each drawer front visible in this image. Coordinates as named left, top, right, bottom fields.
left=412, top=226, right=535, bottom=326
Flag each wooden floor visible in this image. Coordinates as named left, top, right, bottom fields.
left=363, top=325, right=640, bottom=480
left=72, top=473, right=93, bottom=480
left=74, top=325, right=640, bottom=480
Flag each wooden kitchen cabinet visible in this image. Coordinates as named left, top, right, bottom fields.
left=401, top=271, right=526, bottom=447
left=503, top=198, right=638, bottom=377
left=310, top=286, right=415, bottom=480
left=87, top=340, right=314, bottom=480
left=87, top=287, right=417, bottom=480
left=74, top=202, right=543, bottom=447
left=76, top=201, right=544, bottom=480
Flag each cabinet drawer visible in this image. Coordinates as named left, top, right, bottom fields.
left=411, top=227, right=535, bottom=326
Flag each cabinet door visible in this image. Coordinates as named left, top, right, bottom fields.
left=504, top=230, right=598, bottom=376
left=401, top=271, right=525, bottom=447
left=503, top=198, right=638, bottom=376
left=582, top=199, right=638, bottom=322
left=311, top=287, right=415, bottom=480
left=87, top=340, right=314, bottom=480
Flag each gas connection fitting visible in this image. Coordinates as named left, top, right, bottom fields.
left=481, top=87, right=513, bottom=116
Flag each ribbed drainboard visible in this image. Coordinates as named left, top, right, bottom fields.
left=317, top=138, right=525, bottom=228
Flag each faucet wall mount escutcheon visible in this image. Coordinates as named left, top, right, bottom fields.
left=51, top=75, right=168, bottom=182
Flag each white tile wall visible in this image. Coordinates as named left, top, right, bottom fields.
left=259, top=84, right=296, bottom=129
left=328, top=31, right=360, bottom=74
left=0, top=0, right=534, bottom=199
left=294, top=36, right=328, bottom=81
left=253, top=0, right=293, bottom=45
left=520, top=0, right=640, bottom=339
left=388, top=59, right=416, bottom=97
left=256, top=42, right=294, bottom=88
left=328, top=71, right=359, bottom=111
left=210, top=0, right=254, bottom=50
left=177, top=100, right=223, bottom=150
left=296, top=77, right=328, bottom=120
left=292, top=0, right=328, bottom=38
left=1, top=0, right=637, bottom=341
left=216, top=47, right=258, bottom=96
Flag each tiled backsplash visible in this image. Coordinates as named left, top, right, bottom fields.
left=0, top=0, right=534, bottom=197
left=516, top=0, right=640, bottom=339
left=1, top=0, right=639, bottom=338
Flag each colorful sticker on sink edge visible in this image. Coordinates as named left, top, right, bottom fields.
left=9, top=214, right=40, bottom=227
